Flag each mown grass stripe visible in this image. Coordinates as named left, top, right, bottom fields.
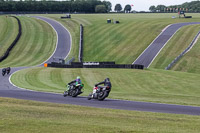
left=0, top=16, right=18, bottom=58
left=0, top=16, right=56, bottom=68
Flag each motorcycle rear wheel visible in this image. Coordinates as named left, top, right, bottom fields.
left=71, top=89, right=79, bottom=97
left=98, top=91, right=108, bottom=101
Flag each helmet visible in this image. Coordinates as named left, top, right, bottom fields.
left=77, top=76, right=80, bottom=79
left=105, top=78, right=110, bottom=82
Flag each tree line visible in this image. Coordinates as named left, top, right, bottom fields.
left=0, top=0, right=112, bottom=13
left=149, top=1, right=200, bottom=13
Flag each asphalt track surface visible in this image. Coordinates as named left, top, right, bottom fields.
left=1, top=17, right=200, bottom=116
left=133, top=22, right=200, bottom=68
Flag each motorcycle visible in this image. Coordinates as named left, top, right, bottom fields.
left=6, top=67, right=11, bottom=75
left=87, top=86, right=111, bottom=101
left=2, top=68, right=6, bottom=76
left=63, top=83, right=84, bottom=97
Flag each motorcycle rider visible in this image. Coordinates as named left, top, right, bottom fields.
left=6, top=67, right=11, bottom=75
left=93, top=78, right=112, bottom=95
left=2, top=68, right=6, bottom=76
left=67, top=76, right=82, bottom=90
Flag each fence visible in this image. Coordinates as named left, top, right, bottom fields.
left=0, top=16, right=22, bottom=62
left=47, top=62, right=144, bottom=70
left=79, top=24, right=83, bottom=62
left=165, top=30, right=200, bottom=70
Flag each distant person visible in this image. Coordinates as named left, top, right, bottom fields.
left=2, top=68, right=6, bottom=76
left=6, top=67, right=11, bottom=75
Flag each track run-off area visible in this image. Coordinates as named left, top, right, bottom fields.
left=1, top=16, right=200, bottom=116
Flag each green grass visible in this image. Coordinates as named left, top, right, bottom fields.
left=150, top=24, right=200, bottom=70
left=0, top=16, right=56, bottom=68
left=38, top=14, right=80, bottom=62
left=1, top=97, right=200, bottom=133
left=42, top=13, right=200, bottom=64
left=0, top=16, right=18, bottom=57
left=11, top=67, right=200, bottom=106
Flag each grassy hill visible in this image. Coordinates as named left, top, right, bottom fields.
left=8, top=13, right=200, bottom=106
left=150, top=24, right=200, bottom=70
left=11, top=67, right=200, bottom=106
left=0, top=16, right=18, bottom=58
left=0, top=16, right=56, bottom=68
left=44, top=13, right=200, bottom=65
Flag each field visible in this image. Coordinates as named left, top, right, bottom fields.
left=150, top=24, right=200, bottom=71
left=0, top=16, right=56, bottom=68
left=44, top=13, right=200, bottom=65
left=0, top=97, right=200, bottom=133
left=9, top=13, right=200, bottom=106
left=2, top=13, right=200, bottom=132
left=0, top=16, right=18, bottom=58
left=11, top=67, right=200, bottom=106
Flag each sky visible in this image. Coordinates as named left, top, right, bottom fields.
left=104, top=0, right=195, bottom=11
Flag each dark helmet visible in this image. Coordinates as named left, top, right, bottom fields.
left=105, top=78, right=110, bottom=82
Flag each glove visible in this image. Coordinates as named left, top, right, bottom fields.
left=95, top=84, right=97, bottom=87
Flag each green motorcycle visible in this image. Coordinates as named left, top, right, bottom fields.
left=63, top=83, right=84, bottom=97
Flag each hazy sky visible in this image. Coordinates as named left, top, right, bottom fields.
left=104, top=0, right=195, bottom=11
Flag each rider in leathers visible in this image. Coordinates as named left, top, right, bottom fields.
left=93, top=78, right=112, bottom=95
left=68, top=76, right=82, bottom=90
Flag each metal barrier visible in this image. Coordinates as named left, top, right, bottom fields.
left=165, top=30, right=200, bottom=70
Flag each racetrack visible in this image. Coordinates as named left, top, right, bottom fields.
left=133, top=22, right=200, bottom=68
left=1, top=16, right=200, bottom=116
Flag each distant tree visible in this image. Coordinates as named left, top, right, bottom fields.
left=95, top=5, right=107, bottom=13
left=156, top=5, right=166, bottom=12
left=114, top=4, right=122, bottom=12
left=149, top=5, right=156, bottom=12
left=102, top=1, right=112, bottom=12
left=124, top=4, right=131, bottom=13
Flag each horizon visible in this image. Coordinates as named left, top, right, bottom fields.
left=104, top=0, right=195, bottom=11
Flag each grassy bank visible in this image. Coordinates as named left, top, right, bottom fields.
left=0, top=16, right=56, bottom=68
left=11, top=67, right=200, bottom=106
left=0, top=16, right=18, bottom=58
left=42, top=13, right=200, bottom=64
left=0, top=97, right=200, bottom=133
left=150, top=24, right=200, bottom=70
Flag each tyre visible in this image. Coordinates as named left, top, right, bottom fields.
left=87, top=94, right=92, bottom=100
left=2, top=72, right=5, bottom=76
left=71, top=89, right=79, bottom=97
left=63, top=91, right=68, bottom=97
left=98, top=91, right=107, bottom=101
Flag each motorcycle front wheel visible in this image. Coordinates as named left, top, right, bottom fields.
left=63, top=91, right=68, bottom=97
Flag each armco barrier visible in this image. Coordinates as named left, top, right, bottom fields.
left=165, top=30, right=200, bottom=70
left=0, top=16, right=21, bottom=62
left=47, top=62, right=144, bottom=70
left=79, top=24, right=83, bottom=62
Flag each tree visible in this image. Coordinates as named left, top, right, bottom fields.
left=149, top=5, right=156, bottom=12
left=102, top=1, right=112, bottom=12
left=156, top=5, right=166, bottom=12
left=95, top=5, right=106, bottom=13
left=124, top=4, right=131, bottom=13
left=114, top=4, right=122, bottom=12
